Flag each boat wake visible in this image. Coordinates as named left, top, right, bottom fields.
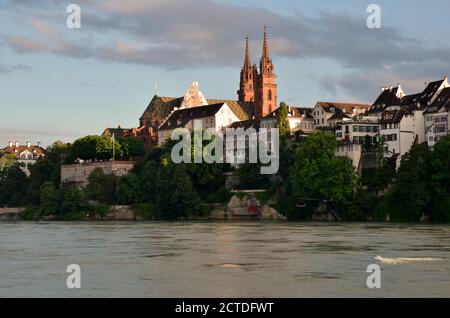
left=374, top=256, right=444, bottom=265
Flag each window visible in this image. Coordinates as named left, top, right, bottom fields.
left=322, top=118, right=324, bottom=124
left=268, top=89, right=272, bottom=101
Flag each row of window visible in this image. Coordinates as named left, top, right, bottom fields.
left=381, top=123, right=399, bottom=130
left=350, top=125, right=379, bottom=133
left=352, top=136, right=378, bottom=144
left=382, top=134, right=398, bottom=142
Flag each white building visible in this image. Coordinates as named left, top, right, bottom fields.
left=312, top=101, right=370, bottom=128
left=336, top=116, right=380, bottom=145
left=0, top=141, right=46, bottom=175
left=424, top=87, right=450, bottom=147
left=158, top=102, right=240, bottom=146
left=260, top=106, right=314, bottom=133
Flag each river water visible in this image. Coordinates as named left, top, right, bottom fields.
left=0, top=222, right=449, bottom=297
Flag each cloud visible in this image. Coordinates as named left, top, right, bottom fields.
left=0, top=62, right=31, bottom=74
left=2, top=0, right=450, bottom=99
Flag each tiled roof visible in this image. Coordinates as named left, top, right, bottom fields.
left=262, top=106, right=313, bottom=120
left=228, top=118, right=260, bottom=130
left=140, top=95, right=254, bottom=122
left=328, top=108, right=351, bottom=121
left=380, top=108, right=412, bottom=124
left=1, top=145, right=46, bottom=158
left=102, top=126, right=132, bottom=138
left=424, top=87, right=450, bottom=114
left=158, top=103, right=225, bottom=131
left=370, top=87, right=402, bottom=112
left=317, top=101, right=370, bottom=114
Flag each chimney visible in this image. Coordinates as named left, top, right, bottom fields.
left=8, top=141, right=13, bottom=147
left=27, top=141, right=31, bottom=148
left=37, top=142, right=41, bottom=148
left=15, top=141, right=19, bottom=147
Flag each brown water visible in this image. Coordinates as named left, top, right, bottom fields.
left=0, top=222, right=449, bottom=297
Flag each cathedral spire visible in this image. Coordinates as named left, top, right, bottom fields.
left=243, top=36, right=251, bottom=68
left=262, top=25, right=270, bottom=62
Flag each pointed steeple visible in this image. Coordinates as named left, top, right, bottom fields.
left=260, top=25, right=274, bottom=75
left=243, top=36, right=251, bottom=68
left=262, top=25, right=270, bottom=62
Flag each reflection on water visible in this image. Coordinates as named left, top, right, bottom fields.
left=0, top=222, right=449, bottom=297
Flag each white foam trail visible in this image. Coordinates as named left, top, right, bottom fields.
left=374, top=256, right=444, bottom=265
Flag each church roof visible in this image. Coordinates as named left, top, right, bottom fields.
left=158, top=103, right=226, bottom=131
left=140, top=95, right=254, bottom=122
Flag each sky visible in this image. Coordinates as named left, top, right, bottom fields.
left=1, top=0, right=450, bottom=147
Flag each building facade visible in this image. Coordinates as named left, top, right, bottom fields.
left=0, top=141, right=46, bottom=175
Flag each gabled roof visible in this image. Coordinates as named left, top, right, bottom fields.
left=1, top=145, right=46, bottom=158
left=380, top=108, right=412, bottom=124
left=424, top=87, right=450, bottom=114
left=228, top=118, right=260, bottom=130
left=102, top=126, right=132, bottom=138
left=141, top=95, right=253, bottom=122
left=262, top=106, right=313, bottom=120
left=418, top=79, right=445, bottom=105
left=372, top=87, right=402, bottom=107
left=158, top=103, right=225, bottom=131
left=316, top=101, right=370, bottom=114
left=328, top=108, right=351, bottom=121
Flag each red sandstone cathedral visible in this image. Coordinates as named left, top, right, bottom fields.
left=103, top=27, right=278, bottom=148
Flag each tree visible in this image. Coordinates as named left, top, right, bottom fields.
left=427, top=136, right=450, bottom=222
left=83, top=168, right=117, bottom=204
left=236, top=162, right=271, bottom=190
left=117, top=174, right=143, bottom=205
left=70, top=135, right=122, bottom=161
left=276, top=102, right=291, bottom=139
left=23, top=158, right=59, bottom=205
left=0, top=164, right=28, bottom=207
left=155, top=163, right=200, bottom=219
left=118, top=137, right=145, bottom=159
left=0, top=154, right=17, bottom=171
left=40, top=182, right=60, bottom=215
left=290, top=131, right=357, bottom=218
left=61, top=183, right=83, bottom=214
left=385, top=143, right=431, bottom=222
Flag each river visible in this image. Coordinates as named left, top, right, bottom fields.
left=0, top=222, right=449, bottom=297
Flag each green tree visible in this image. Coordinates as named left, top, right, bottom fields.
left=290, top=131, right=357, bottom=219
left=61, top=183, right=83, bottom=214
left=118, top=137, right=145, bottom=159
left=23, top=158, right=59, bottom=205
left=40, top=182, right=60, bottom=215
left=70, top=135, right=122, bottom=161
left=83, top=168, right=117, bottom=204
left=427, top=136, right=450, bottom=222
left=276, top=102, right=291, bottom=139
left=117, top=174, right=143, bottom=205
left=385, top=143, right=431, bottom=222
left=0, top=164, right=28, bottom=207
left=155, top=163, right=200, bottom=219
left=0, top=154, right=17, bottom=171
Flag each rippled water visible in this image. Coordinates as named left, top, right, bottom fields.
left=1, top=222, right=449, bottom=297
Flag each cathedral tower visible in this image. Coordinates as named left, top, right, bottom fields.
left=237, top=36, right=257, bottom=102
left=237, top=27, right=277, bottom=118
left=255, top=26, right=277, bottom=118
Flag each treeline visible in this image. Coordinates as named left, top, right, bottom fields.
left=0, top=137, right=232, bottom=220
left=1, top=115, right=450, bottom=222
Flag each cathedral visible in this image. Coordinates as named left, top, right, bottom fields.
left=103, top=27, right=278, bottom=148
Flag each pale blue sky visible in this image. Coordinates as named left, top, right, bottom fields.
left=1, top=0, right=450, bottom=146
